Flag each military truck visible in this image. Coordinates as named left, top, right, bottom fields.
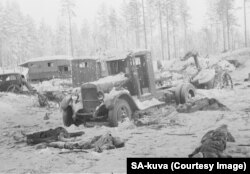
left=61, top=50, right=196, bottom=127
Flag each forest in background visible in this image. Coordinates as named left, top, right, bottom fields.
left=0, top=0, right=249, bottom=68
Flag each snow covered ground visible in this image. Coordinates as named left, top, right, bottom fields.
left=0, top=49, right=250, bottom=173
left=32, top=78, right=73, bottom=92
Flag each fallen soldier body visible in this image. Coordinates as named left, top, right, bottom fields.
left=189, top=124, right=235, bottom=158
left=26, top=127, right=84, bottom=145
left=177, top=98, right=229, bottom=113
left=48, top=132, right=125, bottom=153
left=25, top=127, right=124, bottom=153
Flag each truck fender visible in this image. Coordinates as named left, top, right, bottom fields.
left=60, top=95, right=72, bottom=110
left=104, top=90, right=139, bottom=112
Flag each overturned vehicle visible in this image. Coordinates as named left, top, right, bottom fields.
left=182, top=51, right=233, bottom=89
left=61, top=50, right=196, bottom=127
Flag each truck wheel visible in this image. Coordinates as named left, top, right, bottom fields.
left=7, top=85, right=21, bottom=93
left=63, top=106, right=74, bottom=127
left=175, top=84, right=183, bottom=105
left=108, top=99, right=132, bottom=127
left=180, top=83, right=196, bottom=104
left=220, top=72, right=233, bottom=89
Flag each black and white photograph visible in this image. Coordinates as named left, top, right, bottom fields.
left=0, top=0, right=250, bottom=173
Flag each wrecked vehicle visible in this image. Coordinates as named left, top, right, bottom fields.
left=0, top=73, right=51, bottom=107
left=61, top=50, right=196, bottom=127
left=0, top=73, right=35, bottom=93
left=182, top=51, right=233, bottom=89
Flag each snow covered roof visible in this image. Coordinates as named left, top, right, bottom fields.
left=101, top=50, right=130, bottom=61
left=72, top=57, right=100, bottom=61
left=19, top=55, right=73, bottom=67
left=0, top=72, right=23, bottom=76
left=101, top=49, right=150, bottom=62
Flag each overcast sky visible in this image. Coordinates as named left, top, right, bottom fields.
left=0, top=0, right=248, bottom=31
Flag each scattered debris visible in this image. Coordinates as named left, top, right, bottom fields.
left=43, top=113, right=51, bottom=120
left=58, top=149, right=89, bottom=154
left=41, top=91, right=65, bottom=104
left=237, top=144, right=250, bottom=147
left=189, top=124, right=235, bottom=158
left=238, top=129, right=250, bottom=131
left=165, top=133, right=195, bottom=136
left=37, top=93, right=49, bottom=107
left=244, top=73, right=250, bottom=82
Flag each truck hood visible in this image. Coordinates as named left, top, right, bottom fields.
left=82, top=73, right=129, bottom=93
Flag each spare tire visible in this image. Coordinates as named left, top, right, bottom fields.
left=174, top=84, right=184, bottom=105
left=63, top=106, right=74, bottom=127
left=180, top=83, right=196, bottom=104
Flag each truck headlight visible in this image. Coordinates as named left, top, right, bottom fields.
left=97, top=91, right=104, bottom=101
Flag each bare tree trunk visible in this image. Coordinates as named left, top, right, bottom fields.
left=0, top=39, right=2, bottom=68
left=226, top=8, right=230, bottom=50
left=158, top=2, right=165, bottom=60
left=172, top=25, right=177, bottom=58
left=184, top=21, right=187, bottom=53
left=244, top=0, right=248, bottom=47
left=148, top=11, right=154, bottom=57
left=149, top=12, right=153, bottom=50
left=166, top=8, right=171, bottom=60
left=135, top=0, right=140, bottom=48
left=222, top=22, right=226, bottom=51
left=141, top=0, right=147, bottom=49
left=67, top=6, right=74, bottom=56
left=210, top=24, right=214, bottom=53
left=115, top=27, right=118, bottom=49
left=231, top=28, right=235, bottom=50
left=126, top=27, right=129, bottom=49
left=125, top=17, right=129, bottom=49
left=216, top=22, right=220, bottom=52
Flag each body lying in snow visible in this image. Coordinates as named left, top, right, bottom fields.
left=189, top=124, right=235, bottom=158
left=26, top=127, right=84, bottom=145
left=23, top=127, right=124, bottom=153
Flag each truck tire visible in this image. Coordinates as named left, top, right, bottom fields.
left=220, top=72, right=233, bottom=89
left=7, top=85, right=21, bottom=93
left=38, top=93, right=49, bottom=107
left=180, top=83, right=196, bottom=104
left=213, top=71, right=233, bottom=89
left=63, top=106, right=74, bottom=127
left=175, top=84, right=183, bottom=105
left=108, top=99, right=132, bottom=127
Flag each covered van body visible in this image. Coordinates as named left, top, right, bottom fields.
left=20, top=55, right=72, bottom=81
